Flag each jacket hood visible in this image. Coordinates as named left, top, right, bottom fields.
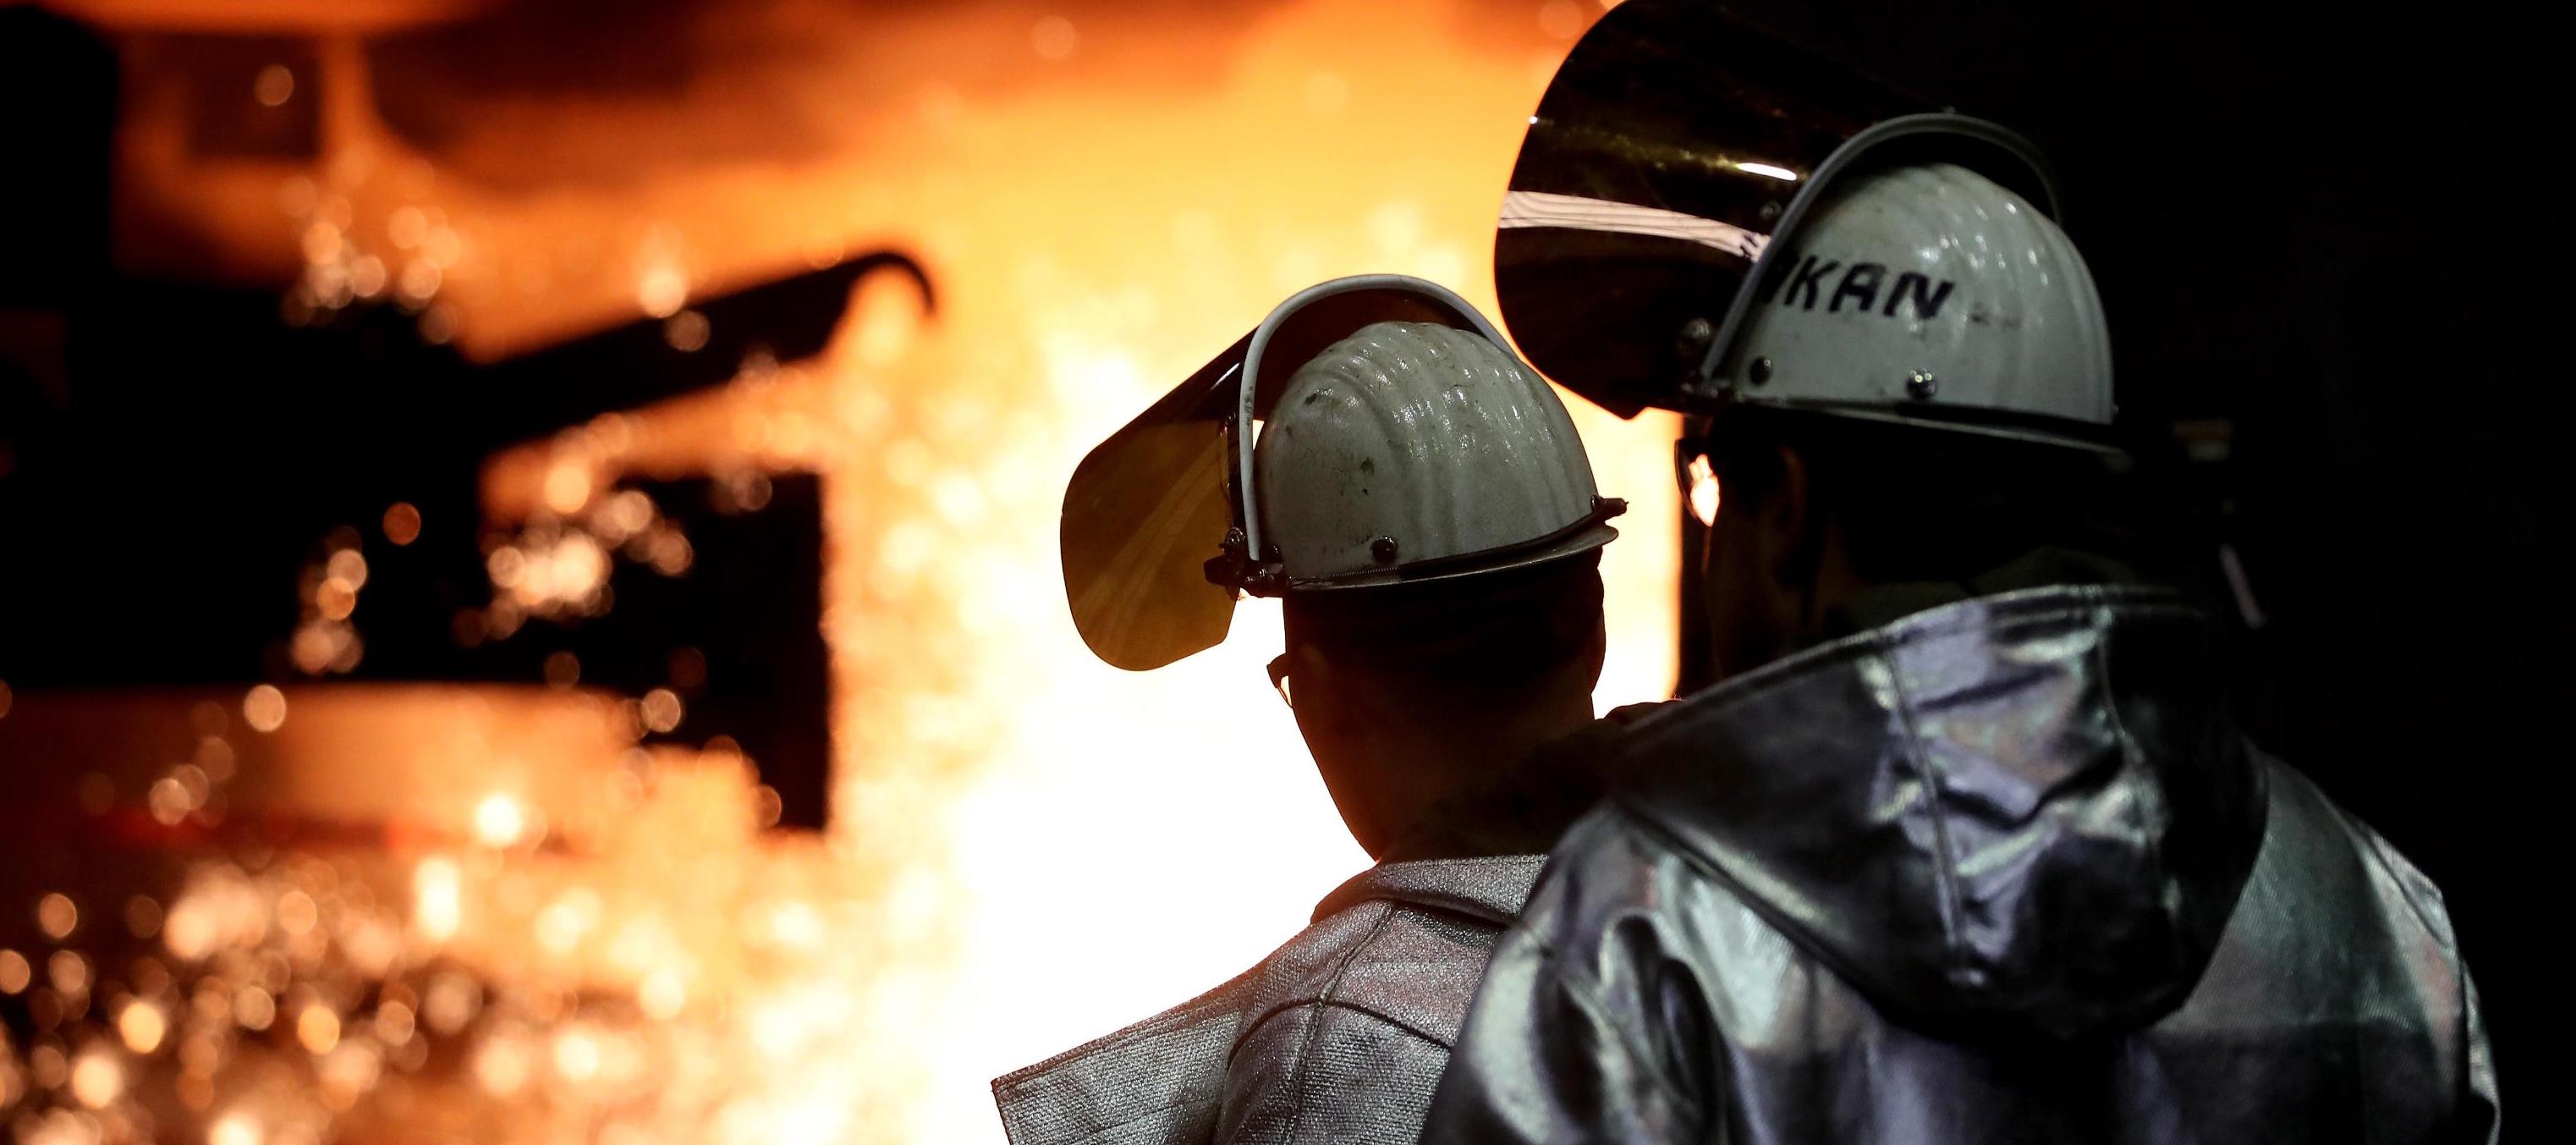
left=1613, top=585, right=2266, bottom=1040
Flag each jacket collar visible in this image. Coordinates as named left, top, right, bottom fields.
left=1311, top=855, right=1546, bottom=926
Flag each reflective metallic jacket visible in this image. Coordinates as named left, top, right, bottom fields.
left=1422, top=586, right=2499, bottom=1144
left=991, top=856, right=1541, bottom=1145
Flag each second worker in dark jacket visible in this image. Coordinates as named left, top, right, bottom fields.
left=1419, top=8, right=2497, bottom=1137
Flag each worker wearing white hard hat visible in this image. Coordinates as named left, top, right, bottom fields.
left=1421, top=3, right=2497, bottom=1142
left=996, top=275, right=1629, bottom=1145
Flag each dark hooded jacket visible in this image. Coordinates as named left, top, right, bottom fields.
left=1420, top=585, right=2498, bottom=1143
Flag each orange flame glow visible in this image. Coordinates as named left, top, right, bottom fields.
left=66, top=1, right=1677, bottom=1141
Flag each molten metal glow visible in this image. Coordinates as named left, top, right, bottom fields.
left=297, top=1005, right=343, bottom=1054
left=36, top=892, right=78, bottom=939
left=118, top=1000, right=169, bottom=1054
left=1687, top=454, right=1722, bottom=528
left=210, top=1112, right=261, bottom=1145
left=471, top=793, right=529, bottom=848
left=50, top=3, right=1673, bottom=1142
left=442, top=1, right=1676, bottom=1137
left=241, top=685, right=288, bottom=733
left=69, top=1048, right=123, bottom=1108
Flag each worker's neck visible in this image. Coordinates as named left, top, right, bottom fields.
left=1348, top=696, right=1600, bottom=862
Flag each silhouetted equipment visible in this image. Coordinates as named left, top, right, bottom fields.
left=472, top=250, right=933, bottom=449
left=3, top=226, right=931, bottom=834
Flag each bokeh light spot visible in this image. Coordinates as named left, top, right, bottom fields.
left=1030, top=15, right=1078, bottom=60
left=37, top=892, right=79, bottom=939
left=252, top=63, right=294, bottom=107
left=242, top=685, right=288, bottom=733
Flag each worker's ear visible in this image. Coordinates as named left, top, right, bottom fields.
left=1288, top=639, right=1337, bottom=707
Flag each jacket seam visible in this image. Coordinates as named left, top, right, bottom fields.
left=2088, top=600, right=2173, bottom=964
left=1261, top=904, right=1399, bottom=1145
left=1230, top=898, right=1518, bottom=1055
left=1379, top=895, right=1522, bottom=931
left=1316, top=889, right=1516, bottom=929
left=1874, top=630, right=1971, bottom=983
left=1233, top=997, right=1454, bottom=1056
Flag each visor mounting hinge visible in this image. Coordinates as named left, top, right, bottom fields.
left=1205, top=528, right=1287, bottom=597
left=1676, top=317, right=1715, bottom=361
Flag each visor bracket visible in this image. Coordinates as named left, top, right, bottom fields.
left=1202, top=527, right=1285, bottom=597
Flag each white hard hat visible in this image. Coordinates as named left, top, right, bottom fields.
left=1256, top=320, right=1615, bottom=588
left=1714, top=162, right=2112, bottom=445
left=1062, top=274, right=1623, bottom=670
left=1493, top=0, right=2119, bottom=449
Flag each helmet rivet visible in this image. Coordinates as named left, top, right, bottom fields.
left=1370, top=536, right=1398, bottom=564
left=1676, top=317, right=1714, bottom=359
left=1747, top=356, right=1772, bottom=387
left=1906, top=370, right=1937, bottom=400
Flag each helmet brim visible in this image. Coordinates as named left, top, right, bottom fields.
left=1288, top=520, right=1620, bottom=593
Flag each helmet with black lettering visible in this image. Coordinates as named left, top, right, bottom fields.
left=1497, top=0, right=2112, bottom=450
left=1712, top=161, right=2110, bottom=447
left=1061, top=275, right=1623, bottom=671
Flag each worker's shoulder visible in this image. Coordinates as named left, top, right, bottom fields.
left=990, top=858, right=1543, bottom=1145
left=1235, top=856, right=1544, bottom=1053
left=991, top=966, right=1261, bottom=1145
left=2226, top=752, right=2467, bottom=962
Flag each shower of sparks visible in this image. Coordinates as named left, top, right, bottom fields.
left=5, top=3, right=1663, bottom=1144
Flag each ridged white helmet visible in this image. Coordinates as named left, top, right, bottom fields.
left=1062, top=274, right=1623, bottom=670
left=1257, top=320, right=1614, bottom=586
left=1716, top=161, right=2113, bottom=444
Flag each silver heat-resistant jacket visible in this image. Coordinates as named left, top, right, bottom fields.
left=1421, top=586, right=2499, bottom=1144
left=991, top=856, right=1541, bottom=1145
